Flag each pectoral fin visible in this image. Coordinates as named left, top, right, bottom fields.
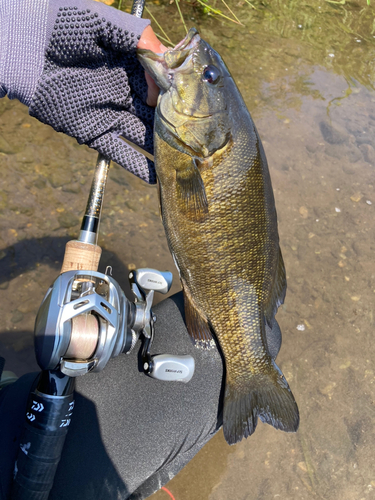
left=176, top=159, right=208, bottom=215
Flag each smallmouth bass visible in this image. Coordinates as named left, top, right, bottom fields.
left=138, top=29, right=299, bottom=445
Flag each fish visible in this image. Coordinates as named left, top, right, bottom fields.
left=137, top=28, right=299, bottom=445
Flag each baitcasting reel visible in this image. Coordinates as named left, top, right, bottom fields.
left=34, top=268, right=194, bottom=383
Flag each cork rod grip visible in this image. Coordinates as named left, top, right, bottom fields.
left=60, top=240, right=102, bottom=274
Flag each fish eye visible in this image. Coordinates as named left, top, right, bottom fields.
left=202, top=65, right=221, bottom=84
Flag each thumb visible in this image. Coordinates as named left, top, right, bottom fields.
left=137, top=26, right=168, bottom=107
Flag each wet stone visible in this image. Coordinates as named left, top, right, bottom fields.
left=347, top=144, right=362, bottom=164
left=299, top=206, right=309, bottom=218
left=0, top=98, right=12, bottom=115
left=11, top=310, right=24, bottom=324
left=352, top=241, right=367, bottom=257
left=34, top=177, right=47, bottom=189
left=342, top=165, right=356, bottom=175
left=325, top=144, right=344, bottom=160
left=0, top=281, right=9, bottom=290
left=57, top=212, right=80, bottom=228
left=0, top=190, right=8, bottom=211
left=0, top=136, right=16, bottom=155
left=36, top=217, right=60, bottom=231
left=9, top=204, right=33, bottom=215
left=359, top=143, right=375, bottom=164
left=15, top=148, right=35, bottom=164
left=346, top=119, right=364, bottom=136
left=355, top=135, right=375, bottom=148
left=62, top=183, right=81, bottom=194
left=125, top=201, right=138, bottom=212
left=19, top=206, right=34, bottom=216
left=319, top=121, right=348, bottom=145
left=350, top=192, right=362, bottom=202
left=18, top=299, right=39, bottom=314
left=305, top=140, right=318, bottom=154
left=48, top=169, right=74, bottom=188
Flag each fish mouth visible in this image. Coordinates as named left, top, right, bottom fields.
left=164, top=28, right=201, bottom=70
left=137, top=28, right=201, bottom=92
left=173, top=27, right=200, bottom=51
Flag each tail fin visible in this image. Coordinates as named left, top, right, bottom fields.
left=223, top=360, right=299, bottom=445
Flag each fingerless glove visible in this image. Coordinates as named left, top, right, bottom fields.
left=0, top=0, right=156, bottom=183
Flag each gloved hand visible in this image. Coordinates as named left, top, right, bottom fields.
left=0, top=0, right=157, bottom=183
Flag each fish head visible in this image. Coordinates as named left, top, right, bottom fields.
left=137, top=28, right=232, bottom=158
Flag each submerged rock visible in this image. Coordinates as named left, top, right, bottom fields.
left=57, top=212, right=80, bottom=228
left=0, top=136, right=16, bottom=155
left=0, top=191, right=8, bottom=211
left=48, top=169, right=74, bottom=188
left=319, top=121, right=348, bottom=145
left=359, top=143, right=375, bottom=164
left=347, top=144, right=362, bottom=163
left=11, top=310, right=24, bottom=324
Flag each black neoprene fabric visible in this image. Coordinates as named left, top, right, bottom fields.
left=0, top=293, right=225, bottom=500
left=0, top=293, right=282, bottom=499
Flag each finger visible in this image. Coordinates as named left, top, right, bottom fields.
left=137, top=25, right=167, bottom=54
left=144, top=72, right=160, bottom=107
left=137, top=26, right=168, bottom=106
left=88, top=131, right=156, bottom=184
left=92, top=107, right=154, bottom=155
left=110, top=109, right=154, bottom=156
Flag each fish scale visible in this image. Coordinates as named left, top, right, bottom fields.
left=138, top=28, right=299, bottom=445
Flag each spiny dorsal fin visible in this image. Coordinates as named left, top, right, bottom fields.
left=183, top=288, right=215, bottom=349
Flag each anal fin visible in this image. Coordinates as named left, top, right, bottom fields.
left=265, top=247, right=287, bottom=322
left=183, top=289, right=215, bottom=349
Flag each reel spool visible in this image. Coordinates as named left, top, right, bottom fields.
left=34, top=270, right=130, bottom=377
left=34, top=268, right=195, bottom=382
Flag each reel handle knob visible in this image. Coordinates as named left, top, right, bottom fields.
left=129, top=268, right=173, bottom=296
left=145, top=354, right=195, bottom=383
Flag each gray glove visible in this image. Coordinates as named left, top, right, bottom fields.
left=0, top=0, right=156, bottom=183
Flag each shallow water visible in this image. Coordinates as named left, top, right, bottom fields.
left=1, top=0, right=375, bottom=499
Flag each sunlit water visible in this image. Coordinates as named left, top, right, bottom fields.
left=1, top=1, right=374, bottom=499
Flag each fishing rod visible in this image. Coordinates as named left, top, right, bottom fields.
left=10, top=3, right=194, bottom=499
